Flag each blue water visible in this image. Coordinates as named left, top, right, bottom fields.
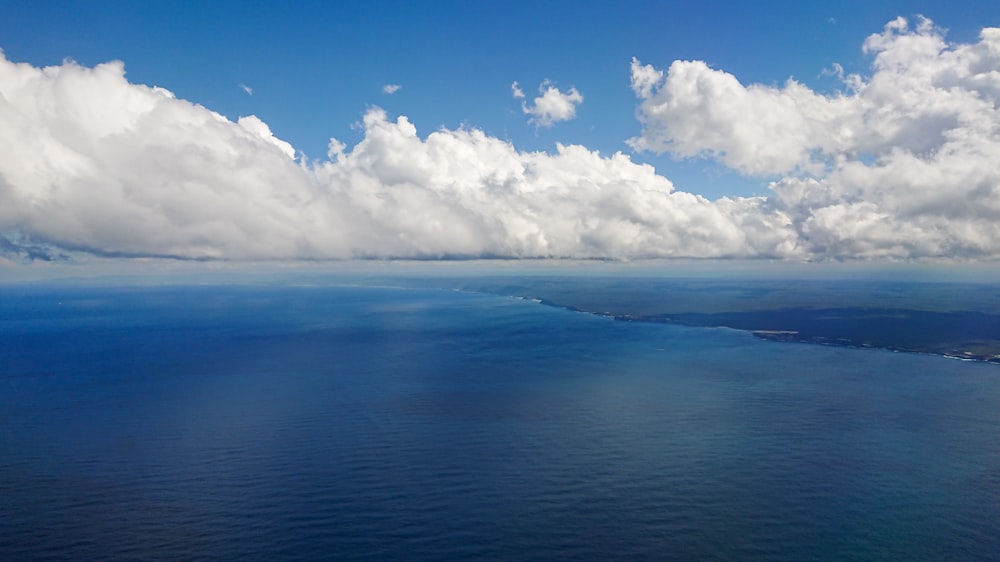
left=2, top=284, right=999, bottom=560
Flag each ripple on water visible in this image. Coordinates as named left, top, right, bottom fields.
left=1, top=285, right=999, bottom=560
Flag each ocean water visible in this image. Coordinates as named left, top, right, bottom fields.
left=1, top=284, right=999, bottom=560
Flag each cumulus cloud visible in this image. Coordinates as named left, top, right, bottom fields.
left=629, top=57, right=846, bottom=175
left=516, top=80, right=583, bottom=128
left=383, top=83, right=401, bottom=94
left=630, top=16, right=1000, bottom=259
left=629, top=57, right=663, bottom=99
left=0, top=51, right=793, bottom=261
left=2, top=17, right=1000, bottom=263
left=237, top=115, right=296, bottom=159
left=632, top=16, right=1000, bottom=177
left=0, top=54, right=327, bottom=259
left=239, top=83, right=253, bottom=95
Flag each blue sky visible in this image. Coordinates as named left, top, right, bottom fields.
left=1, top=1, right=1000, bottom=265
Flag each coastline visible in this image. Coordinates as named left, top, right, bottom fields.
left=522, top=296, right=1000, bottom=366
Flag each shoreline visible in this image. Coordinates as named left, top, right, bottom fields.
left=525, top=297, right=1000, bottom=366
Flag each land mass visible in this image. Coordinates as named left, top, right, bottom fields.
left=390, top=275, right=1000, bottom=364
left=605, top=307, right=1000, bottom=363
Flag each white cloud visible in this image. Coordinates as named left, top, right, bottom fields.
left=630, top=17, right=1000, bottom=259
left=631, top=16, right=996, bottom=177
left=312, top=108, right=792, bottom=259
left=0, top=52, right=790, bottom=261
left=327, top=137, right=346, bottom=160
left=511, top=81, right=524, bottom=99
left=517, top=80, right=583, bottom=128
left=629, top=57, right=844, bottom=175
left=383, top=84, right=401, bottom=94
left=2, top=17, right=1000, bottom=263
left=629, top=57, right=662, bottom=99
left=237, top=115, right=296, bottom=159
left=0, top=55, right=322, bottom=259
left=239, top=83, right=253, bottom=95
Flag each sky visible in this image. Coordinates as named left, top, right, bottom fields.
left=1, top=0, right=1000, bottom=268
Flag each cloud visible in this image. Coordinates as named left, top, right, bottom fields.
left=629, top=57, right=662, bottom=99
left=237, top=115, right=296, bottom=159
left=0, top=52, right=791, bottom=260
left=516, top=80, right=583, bottom=128
left=511, top=81, right=524, bottom=99
left=310, top=108, right=793, bottom=259
left=630, top=16, right=1000, bottom=259
left=239, top=83, right=253, bottom=95
left=2, top=17, right=1000, bottom=263
left=631, top=16, right=1000, bottom=177
left=0, top=54, right=321, bottom=259
left=629, top=57, right=840, bottom=175
left=383, top=83, right=401, bottom=94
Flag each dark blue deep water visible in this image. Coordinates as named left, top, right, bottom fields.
left=2, top=285, right=999, bottom=560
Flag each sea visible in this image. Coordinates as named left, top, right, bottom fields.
left=2, top=282, right=999, bottom=560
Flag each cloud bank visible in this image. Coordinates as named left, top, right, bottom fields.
left=0, top=54, right=786, bottom=260
left=631, top=17, right=1000, bottom=259
left=1, top=17, right=999, bottom=262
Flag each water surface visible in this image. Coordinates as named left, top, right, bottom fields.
left=1, top=285, right=998, bottom=560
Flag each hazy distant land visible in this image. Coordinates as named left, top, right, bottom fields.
left=396, top=276, right=1000, bottom=364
